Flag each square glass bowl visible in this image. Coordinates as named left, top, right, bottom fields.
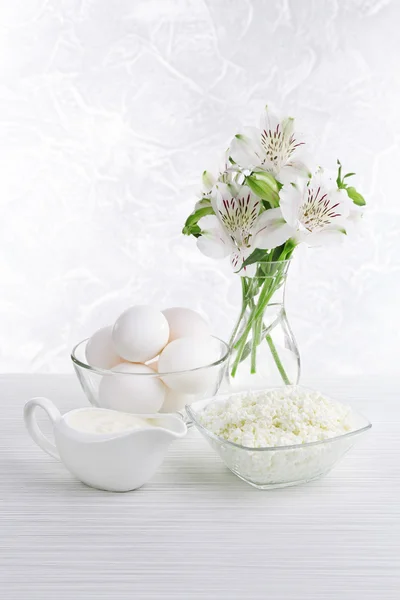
left=186, top=392, right=371, bottom=489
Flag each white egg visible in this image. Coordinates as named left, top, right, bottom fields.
left=158, top=336, right=222, bottom=394
left=85, top=326, right=122, bottom=370
left=162, top=307, right=210, bottom=342
left=98, top=362, right=166, bottom=414
left=160, top=390, right=195, bottom=413
left=112, top=305, right=169, bottom=363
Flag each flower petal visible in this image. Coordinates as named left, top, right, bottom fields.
left=321, top=188, right=351, bottom=225
left=196, top=215, right=232, bottom=259
left=278, top=160, right=311, bottom=185
left=231, top=247, right=257, bottom=277
left=333, top=188, right=352, bottom=218
left=196, top=231, right=232, bottom=259
left=281, top=116, right=295, bottom=138
left=260, top=106, right=281, bottom=135
left=279, top=184, right=303, bottom=228
left=229, top=126, right=263, bottom=170
left=197, top=214, right=219, bottom=231
left=254, top=208, right=295, bottom=249
left=298, top=227, right=347, bottom=247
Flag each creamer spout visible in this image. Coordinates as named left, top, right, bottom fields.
left=147, top=414, right=187, bottom=439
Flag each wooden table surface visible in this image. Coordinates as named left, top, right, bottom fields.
left=0, top=374, right=399, bottom=599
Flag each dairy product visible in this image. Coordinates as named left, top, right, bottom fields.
left=199, top=386, right=355, bottom=448
left=67, top=409, right=154, bottom=435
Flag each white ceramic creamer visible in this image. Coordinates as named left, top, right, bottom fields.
left=24, top=397, right=187, bottom=492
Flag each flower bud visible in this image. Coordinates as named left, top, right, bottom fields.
left=246, top=170, right=280, bottom=207
left=201, top=170, right=216, bottom=193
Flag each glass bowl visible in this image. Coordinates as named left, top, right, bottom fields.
left=71, top=337, right=230, bottom=419
left=186, top=392, right=372, bottom=489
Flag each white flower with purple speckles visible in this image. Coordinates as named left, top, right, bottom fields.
left=229, top=106, right=311, bottom=185
left=197, top=183, right=293, bottom=275
left=278, top=173, right=352, bottom=245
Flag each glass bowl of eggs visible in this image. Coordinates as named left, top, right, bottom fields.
left=71, top=305, right=230, bottom=419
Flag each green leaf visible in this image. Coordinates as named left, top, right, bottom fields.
left=337, top=160, right=360, bottom=196
left=246, top=171, right=280, bottom=207
left=182, top=205, right=215, bottom=236
left=239, top=248, right=271, bottom=270
left=346, top=186, right=366, bottom=206
left=189, top=225, right=201, bottom=238
left=261, top=200, right=271, bottom=211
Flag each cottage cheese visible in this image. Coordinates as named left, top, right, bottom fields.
left=199, top=386, right=354, bottom=448
left=196, top=387, right=359, bottom=487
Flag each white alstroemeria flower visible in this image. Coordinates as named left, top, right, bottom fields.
left=278, top=173, right=352, bottom=246
left=229, top=106, right=310, bottom=185
left=196, top=183, right=293, bottom=275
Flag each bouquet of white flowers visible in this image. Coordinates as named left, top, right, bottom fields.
left=183, top=106, right=366, bottom=384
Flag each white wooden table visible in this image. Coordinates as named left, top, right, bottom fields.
left=0, top=374, right=399, bottom=599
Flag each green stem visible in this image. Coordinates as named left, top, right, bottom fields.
left=231, top=274, right=277, bottom=371
left=231, top=285, right=273, bottom=377
left=229, top=278, right=248, bottom=347
left=250, top=316, right=262, bottom=374
left=266, top=335, right=290, bottom=385
left=230, top=258, right=292, bottom=380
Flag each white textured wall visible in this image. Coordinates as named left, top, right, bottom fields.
left=1, top=0, right=399, bottom=376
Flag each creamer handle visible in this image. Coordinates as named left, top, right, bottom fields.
left=24, top=397, right=61, bottom=460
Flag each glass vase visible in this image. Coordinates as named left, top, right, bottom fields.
left=228, top=259, right=300, bottom=391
